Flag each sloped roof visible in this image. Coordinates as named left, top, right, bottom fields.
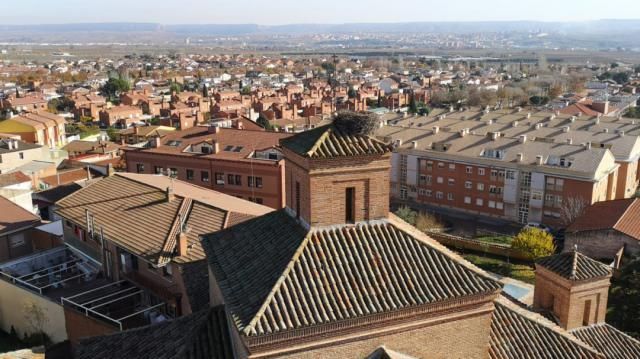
left=0, top=195, right=40, bottom=235
left=56, top=173, right=271, bottom=265
left=567, top=198, right=640, bottom=240
left=489, top=297, right=603, bottom=359
left=536, top=251, right=612, bottom=281
left=571, top=323, right=640, bottom=359
left=203, top=210, right=500, bottom=336
left=0, top=171, right=31, bottom=187
left=75, top=306, right=234, bottom=359
left=280, top=125, right=392, bottom=158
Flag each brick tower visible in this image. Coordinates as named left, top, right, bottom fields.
left=533, top=249, right=613, bottom=330
left=279, top=122, right=392, bottom=228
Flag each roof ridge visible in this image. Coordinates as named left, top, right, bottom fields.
left=242, top=228, right=313, bottom=336
left=612, top=197, right=638, bottom=230
left=158, top=197, right=193, bottom=265
left=388, top=213, right=501, bottom=285
left=306, top=125, right=333, bottom=157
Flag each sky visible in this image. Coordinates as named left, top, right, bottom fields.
left=2, top=0, right=640, bottom=25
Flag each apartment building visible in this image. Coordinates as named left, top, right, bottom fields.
left=123, top=125, right=291, bottom=209
left=0, top=111, right=67, bottom=148
left=379, top=109, right=624, bottom=227
left=98, top=105, right=144, bottom=128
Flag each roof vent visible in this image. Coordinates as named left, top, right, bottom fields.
left=619, top=130, right=625, bottom=137
left=566, top=138, right=573, bottom=145
left=516, top=153, right=524, bottom=162
left=518, top=134, right=527, bottom=143
left=585, top=142, right=592, bottom=150
left=562, top=126, right=570, bottom=133
left=411, top=141, right=418, bottom=149
left=526, top=112, right=531, bottom=119
left=536, top=155, right=544, bottom=165
left=432, top=126, right=439, bottom=134
left=603, top=128, right=609, bottom=133
left=512, top=120, right=519, bottom=127
left=570, top=116, right=576, bottom=122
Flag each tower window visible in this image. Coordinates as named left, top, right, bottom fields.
left=345, top=187, right=355, bottom=223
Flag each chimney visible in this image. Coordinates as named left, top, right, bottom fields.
left=395, top=139, right=403, bottom=147
left=486, top=119, right=494, bottom=125
left=518, top=134, right=527, bottom=143
left=490, top=132, right=500, bottom=141
left=585, top=142, right=592, bottom=150
left=152, top=136, right=162, bottom=148
left=619, top=130, right=625, bottom=137
left=107, top=163, right=115, bottom=176
left=86, top=167, right=92, bottom=181
left=535, top=123, right=543, bottom=130
left=411, top=141, right=418, bottom=149
left=570, top=116, right=576, bottom=123
left=536, top=155, right=544, bottom=165
left=212, top=140, right=220, bottom=154
left=526, top=112, right=531, bottom=119
left=459, top=129, right=467, bottom=138
left=595, top=117, right=600, bottom=125
left=236, top=121, right=244, bottom=130
left=604, top=128, right=609, bottom=133
left=512, top=120, right=519, bottom=127
left=562, top=126, right=570, bottom=133
left=166, top=186, right=175, bottom=202
left=133, top=125, right=139, bottom=135
left=432, top=126, right=439, bottom=134
left=566, top=138, right=573, bottom=145
left=177, top=232, right=188, bottom=257
left=516, top=153, right=524, bottom=162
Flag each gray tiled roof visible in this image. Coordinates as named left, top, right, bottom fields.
left=571, top=324, right=640, bottom=359
left=179, top=259, right=210, bottom=312
left=536, top=251, right=612, bottom=281
left=75, top=306, right=235, bottom=359
left=490, top=297, right=603, bottom=359
left=203, top=210, right=500, bottom=336
left=281, top=124, right=391, bottom=158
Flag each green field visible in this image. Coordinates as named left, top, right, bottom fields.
left=463, top=254, right=535, bottom=284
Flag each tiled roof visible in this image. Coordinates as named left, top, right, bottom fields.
left=0, top=171, right=31, bottom=187
left=280, top=124, right=392, bottom=158
left=203, top=210, right=500, bottom=336
left=32, top=182, right=83, bottom=204
left=75, top=305, right=234, bottom=359
left=489, top=297, right=603, bottom=359
left=536, top=251, right=612, bottom=281
left=571, top=324, right=640, bottom=359
left=56, top=173, right=271, bottom=265
left=179, top=260, right=210, bottom=312
left=0, top=195, right=40, bottom=235
left=567, top=198, right=640, bottom=240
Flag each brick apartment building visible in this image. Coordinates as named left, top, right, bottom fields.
left=123, top=125, right=291, bottom=209
left=99, top=105, right=144, bottom=128
left=74, top=122, right=640, bottom=359
left=379, top=107, right=639, bottom=227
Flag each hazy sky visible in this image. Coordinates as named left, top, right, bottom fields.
left=3, top=0, right=640, bottom=25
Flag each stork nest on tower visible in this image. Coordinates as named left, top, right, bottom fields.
left=332, top=110, right=379, bottom=136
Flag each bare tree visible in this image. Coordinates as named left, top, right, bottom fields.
left=559, top=196, right=588, bottom=227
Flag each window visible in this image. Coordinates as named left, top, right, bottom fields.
left=215, top=172, right=224, bottom=184
left=248, top=176, right=263, bottom=188
left=136, top=163, right=145, bottom=173
left=448, top=163, right=455, bottom=171
left=488, top=200, right=496, bottom=208
left=464, top=196, right=471, bottom=204
left=425, top=175, right=432, bottom=185
left=186, top=169, right=194, bottom=180
left=345, top=187, right=355, bottom=223
left=490, top=169, right=498, bottom=178
left=478, top=168, right=485, bottom=176
left=438, top=162, right=445, bottom=168
left=465, top=181, right=472, bottom=189
left=201, top=171, right=210, bottom=182
left=249, top=197, right=264, bottom=204
left=448, top=178, right=455, bottom=186
left=477, top=183, right=485, bottom=191
left=447, top=193, right=454, bottom=201
left=583, top=300, right=592, bottom=326
left=19, top=152, right=24, bottom=160
left=154, top=166, right=163, bottom=175
left=425, top=190, right=432, bottom=197
left=476, top=198, right=484, bottom=206
left=228, top=174, right=242, bottom=185
left=436, top=191, right=444, bottom=199
left=437, top=177, right=443, bottom=184
left=556, top=179, right=564, bottom=190
left=496, top=202, right=504, bottom=210
left=466, top=166, right=473, bottom=174
left=169, top=168, right=178, bottom=178
left=506, top=171, right=516, bottom=180
left=426, top=161, right=433, bottom=171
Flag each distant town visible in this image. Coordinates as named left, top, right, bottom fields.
left=1, top=23, right=640, bottom=358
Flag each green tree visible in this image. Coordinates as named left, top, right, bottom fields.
left=102, top=77, right=130, bottom=101
left=408, top=95, right=418, bottom=114
left=394, top=206, right=417, bottom=225
left=169, top=81, right=182, bottom=94
left=612, top=72, right=630, bottom=85
left=321, top=62, right=336, bottom=73
left=511, top=227, right=555, bottom=260
left=529, top=95, right=549, bottom=106
left=347, top=86, right=357, bottom=99
left=256, top=114, right=273, bottom=130
left=607, top=256, right=640, bottom=337
left=240, top=86, right=252, bottom=95
left=202, top=84, right=208, bottom=98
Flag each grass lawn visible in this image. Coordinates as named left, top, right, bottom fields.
left=463, top=254, right=535, bottom=284
left=474, top=235, right=514, bottom=246
left=0, top=330, right=27, bottom=354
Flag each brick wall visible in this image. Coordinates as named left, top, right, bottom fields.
left=564, top=229, right=640, bottom=260
left=274, top=310, right=494, bottom=359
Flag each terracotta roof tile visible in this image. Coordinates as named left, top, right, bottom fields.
left=281, top=124, right=392, bottom=158
left=571, top=323, right=640, bottom=358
